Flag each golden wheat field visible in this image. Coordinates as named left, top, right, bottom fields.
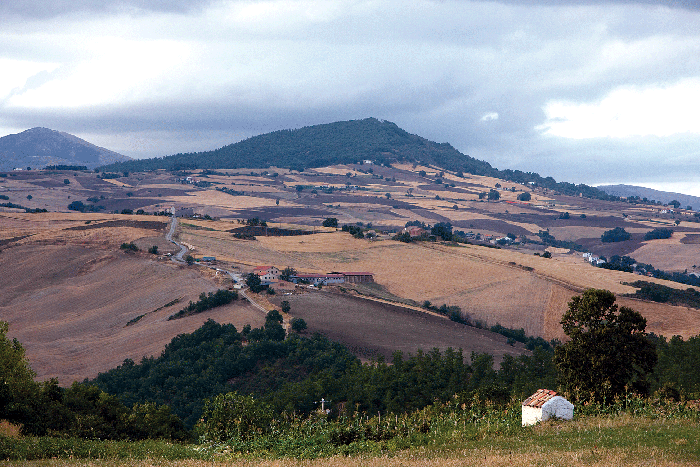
left=177, top=223, right=700, bottom=340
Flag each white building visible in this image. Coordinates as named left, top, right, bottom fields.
left=522, top=389, right=574, bottom=426
left=253, top=266, right=280, bottom=282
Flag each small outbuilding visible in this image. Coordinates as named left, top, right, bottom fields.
left=521, top=389, right=574, bottom=426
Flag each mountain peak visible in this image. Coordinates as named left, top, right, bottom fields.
left=0, top=128, right=131, bottom=171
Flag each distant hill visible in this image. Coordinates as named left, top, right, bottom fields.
left=101, top=118, right=494, bottom=175
left=101, top=118, right=612, bottom=200
left=0, top=127, right=131, bottom=171
left=597, top=184, right=700, bottom=210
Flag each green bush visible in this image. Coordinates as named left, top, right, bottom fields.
left=120, top=242, right=139, bottom=252
left=168, top=290, right=238, bottom=320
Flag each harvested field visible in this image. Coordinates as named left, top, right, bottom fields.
left=0, top=244, right=265, bottom=383
left=62, top=219, right=167, bottom=232
left=628, top=236, right=700, bottom=272
left=180, top=227, right=700, bottom=340
left=4, top=166, right=700, bottom=387
left=269, top=290, right=528, bottom=364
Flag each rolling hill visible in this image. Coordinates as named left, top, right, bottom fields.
left=99, top=118, right=612, bottom=200
left=0, top=127, right=131, bottom=171
left=597, top=184, right=700, bottom=209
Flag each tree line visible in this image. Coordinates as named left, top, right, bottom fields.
left=3, top=289, right=700, bottom=441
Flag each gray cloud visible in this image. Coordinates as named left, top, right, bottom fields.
left=1, top=0, right=699, bottom=194
left=0, top=0, right=213, bottom=20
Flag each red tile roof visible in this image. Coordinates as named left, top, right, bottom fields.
left=522, top=389, right=558, bottom=408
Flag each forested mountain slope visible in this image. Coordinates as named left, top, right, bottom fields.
left=100, top=118, right=611, bottom=200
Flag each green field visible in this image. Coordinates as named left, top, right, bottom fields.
left=2, top=399, right=699, bottom=467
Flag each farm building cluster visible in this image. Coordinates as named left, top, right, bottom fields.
left=253, top=266, right=373, bottom=286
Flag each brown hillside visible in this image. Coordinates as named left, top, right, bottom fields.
left=0, top=240, right=264, bottom=384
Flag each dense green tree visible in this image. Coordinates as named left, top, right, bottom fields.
left=644, top=228, right=673, bottom=241
left=517, top=192, right=531, bottom=201
left=246, top=273, right=264, bottom=293
left=554, top=289, right=657, bottom=402
left=291, top=318, right=307, bottom=333
left=601, top=227, right=631, bottom=243
left=487, top=189, right=500, bottom=201
left=280, top=301, right=291, bottom=314
left=0, top=321, right=40, bottom=430
left=322, top=217, right=338, bottom=228
left=430, top=222, right=453, bottom=241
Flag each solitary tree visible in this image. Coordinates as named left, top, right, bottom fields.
left=291, top=318, right=307, bottom=333
left=280, top=300, right=291, bottom=314
left=245, top=273, right=263, bottom=293
left=487, top=189, right=500, bottom=201
left=322, top=218, right=338, bottom=228
left=554, top=289, right=657, bottom=402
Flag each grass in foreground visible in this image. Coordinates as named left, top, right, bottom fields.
left=2, top=414, right=698, bottom=467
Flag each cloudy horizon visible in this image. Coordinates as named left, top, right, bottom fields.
left=2, top=0, right=699, bottom=195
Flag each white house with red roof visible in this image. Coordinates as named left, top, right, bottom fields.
left=253, top=266, right=280, bottom=282
left=521, top=389, right=574, bottom=426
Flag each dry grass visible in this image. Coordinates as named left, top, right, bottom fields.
left=169, top=192, right=289, bottom=210
left=0, top=421, right=21, bottom=438
left=630, top=236, right=700, bottom=272
left=0, top=240, right=265, bottom=383
left=176, top=226, right=700, bottom=340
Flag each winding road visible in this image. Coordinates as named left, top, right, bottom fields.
left=164, top=208, right=274, bottom=319
left=166, top=207, right=188, bottom=262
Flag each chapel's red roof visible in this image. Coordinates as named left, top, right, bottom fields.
left=522, top=389, right=558, bottom=408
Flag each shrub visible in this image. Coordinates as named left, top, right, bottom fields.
left=120, top=242, right=139, bottom=252
left=168, top=290, right=238, bottom=320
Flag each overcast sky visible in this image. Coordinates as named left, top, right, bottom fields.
left=1, top=0, right=699, bottom=194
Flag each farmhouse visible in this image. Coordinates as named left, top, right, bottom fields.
left=521, top=389, right=574, bottom=426
left=253, top=266, right=280, bottom=282
left=401, top=226, right=427, bottom=237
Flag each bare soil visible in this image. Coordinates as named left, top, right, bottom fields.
left=269, top=290, right=528, bottom=364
